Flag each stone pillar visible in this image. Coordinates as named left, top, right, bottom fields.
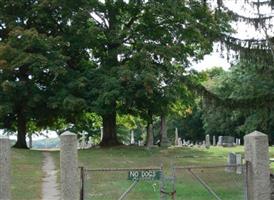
left=244, top=131, right=271, bottom=200
left=236, top=154, right=242, bottom=174
left=130, top=130, right=135, bottom=145
left=60, top=131, right=79, bottom=200
left=213, top=135, right=216, bottom=146
left=225, top=152, right=236, bottom=173
left=205, top=134, right=210, bottom=149
left=0, top=137, right=11, bottom=200
left=174, top=128, right=178, bottom=146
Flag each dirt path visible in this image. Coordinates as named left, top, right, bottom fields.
left=42, top=152, right=60, bottom=200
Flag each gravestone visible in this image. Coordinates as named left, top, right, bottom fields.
left=236, top=138, right=241, bottom=145
left=202, top=140, right=206, bottom=147
left=174, top=128, right=179, bottom=146
left=100, top=127, right=103, bottom=141
left=130, top=130, right=135, bottom=145
left=222, top=136, right=235, bottom=147
left=217, top=136, right=223, bottom=146
left=225, top=152, right=236, bottom=172
left=178, top=138, right=183, bottom=147
left=236, top=154, right=242, bottom=174
left=205, top=134, right=210, bottom=149
left=213, top=135, right=216, bottom=146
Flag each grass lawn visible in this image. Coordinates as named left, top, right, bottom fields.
left=53, top=146, right=274, bottom=200
left=11, top=149, right=43, bottom=200
left=10, top=146, right=274, bottom=200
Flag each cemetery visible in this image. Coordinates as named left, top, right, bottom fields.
left=1, top=0, right=274, bottom=200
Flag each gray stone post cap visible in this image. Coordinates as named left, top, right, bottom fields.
left=61, top=131, right=76, bottom=137
left=244, top=130, right=268, bottom=138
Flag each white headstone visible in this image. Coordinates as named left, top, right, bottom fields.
left=205, top=134, right=210, bottom=149
left=130, top=130, right=135, bottom=145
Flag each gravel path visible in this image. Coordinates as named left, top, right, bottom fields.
left=42, top=152, right=60, bottom=200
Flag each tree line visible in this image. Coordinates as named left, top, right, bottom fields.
left=0, top=0, right=273, bottom=148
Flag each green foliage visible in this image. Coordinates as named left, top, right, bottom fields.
left=0, top=0, right=91, bottom=147
left=202, top=62, right=274, bottom=141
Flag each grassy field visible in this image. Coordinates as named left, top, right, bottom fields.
left=11, top=146, right=274, bottom=200
left=55, top=146, right=274, bottom=200
left=11, top=149, right=43, bottom=200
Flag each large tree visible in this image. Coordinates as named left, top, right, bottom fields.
left=86, top=0, right=231, bottom=146
left=199, top=0, right=274, bottom=143
left=0, top=0, right=91, bottom=148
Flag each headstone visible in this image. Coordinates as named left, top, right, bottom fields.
left=205, top=134, right=210, bottom=149
left=174, top=128, right=178, bottom=146
left=88, top=136, right=93, bottom=148
left=100, top=127, right=103, bottom=141
left=225, top=152, right=236, bottom=173
left=217, top=136, right=223, bottom=146
left=236, top=138, right=241, bottom=145
left=60, top=131, right=79, bottom=200
left=213, top=135, right=216, bottom=146
left=222, top=136, right=235, bottom=147
left=130, top=130, right=135, bottom=145
left=202, top=140, right=206, bottom=147
left=244, top=131, right=271, bottom=200
left=178, top=138, right=183, bottom=147
left=0, top=137, right=11, bottom=200
left=236, top=154, right=242, bottom=174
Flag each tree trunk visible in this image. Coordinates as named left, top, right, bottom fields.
left=100, top=112, right=120, bottom=146
left=13, top=112, right=28, bottom=149
left=159, top=115, right=170, bottom=147
left=146, top=123, right=154, bottom=148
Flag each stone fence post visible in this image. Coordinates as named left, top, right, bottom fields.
left=244, top=131, right=271, bottom=200
left=0, top=137, right=11, bottom=200
left=60, top=131, right=79, bottom=200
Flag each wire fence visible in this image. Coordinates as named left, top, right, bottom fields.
left=173, top=164, right=247, bottom=200
left=80, top=163, right=248, bottom=200
left=81, top=167, right=162, bottom=200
